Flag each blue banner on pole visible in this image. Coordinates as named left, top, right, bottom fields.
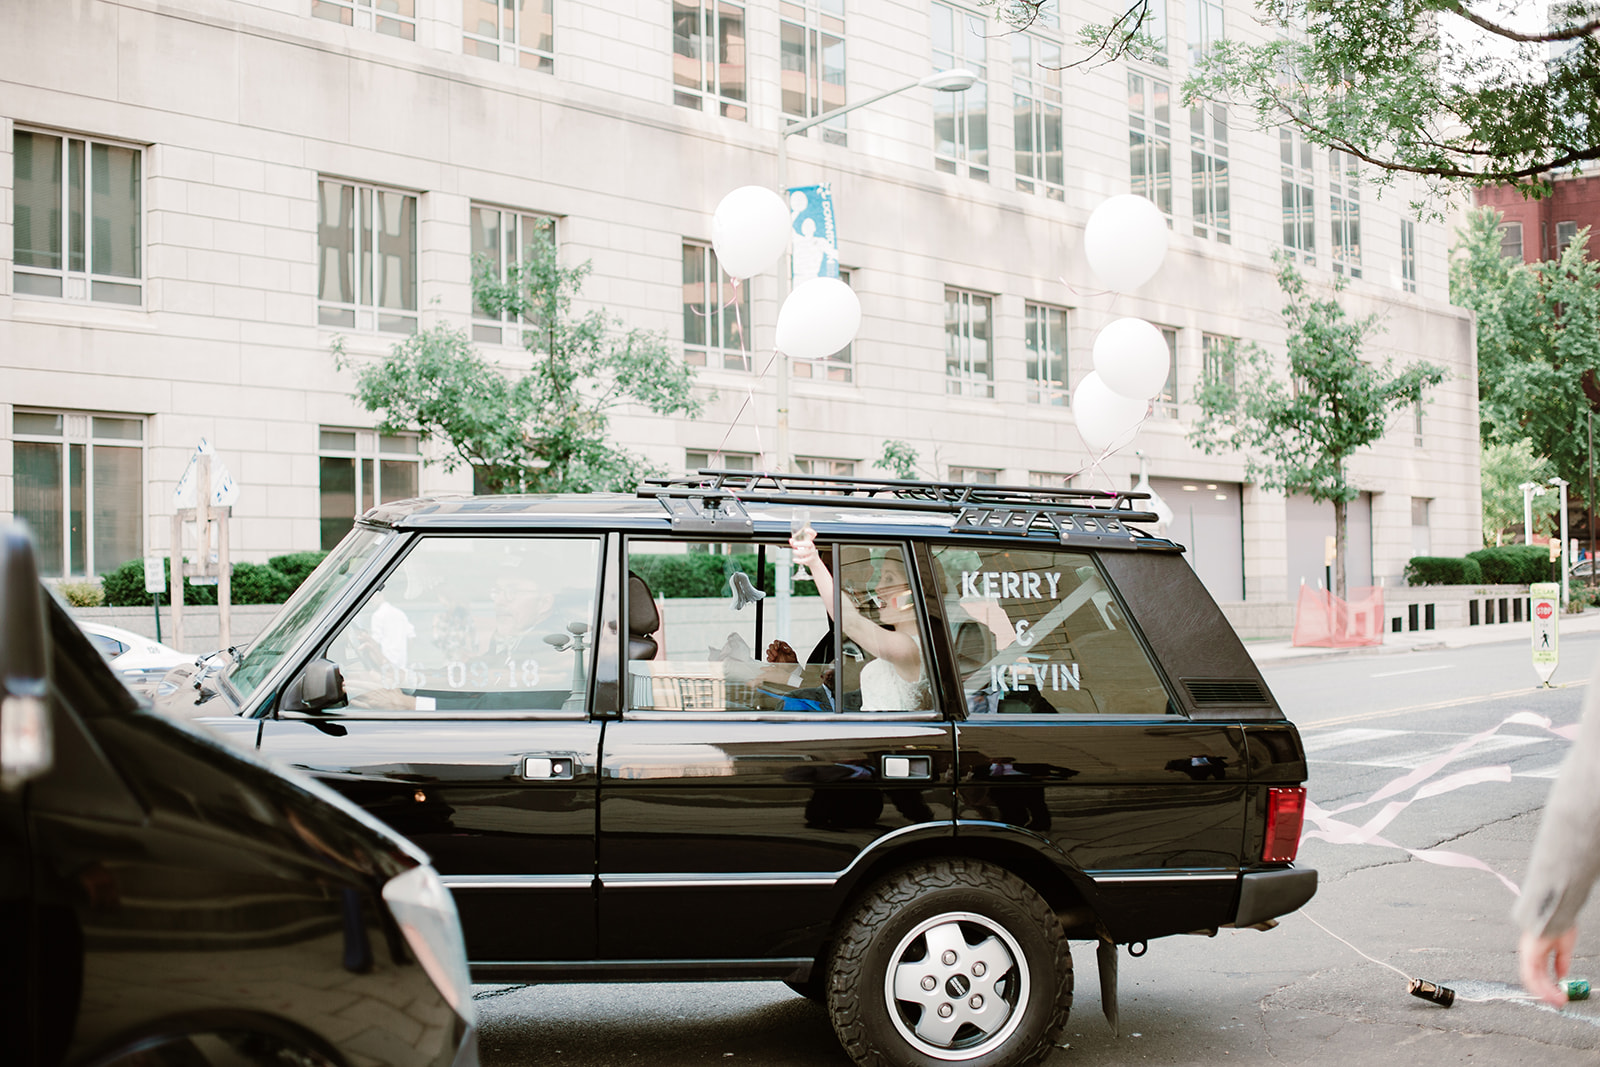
left=787, top=183, right=839, bottom=283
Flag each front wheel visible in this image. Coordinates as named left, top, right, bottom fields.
left=826, top=859, right=1072, bottom=1067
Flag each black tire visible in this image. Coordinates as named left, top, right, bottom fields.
left=826, top=859, right=1072, bottom=1067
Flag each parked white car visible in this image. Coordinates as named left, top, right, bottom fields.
left=78, top=621, right=193, bottom=696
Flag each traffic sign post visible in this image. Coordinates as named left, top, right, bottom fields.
left=142, top=556, right=166, bottom=643
left=1531, top=581, right=1560, bottom=687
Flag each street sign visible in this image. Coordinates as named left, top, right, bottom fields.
left=142, top=556, right=166, bottom=595
left=173, top=438, right=239, bottom=509
left=1531, top=581, right=1560, bottom=686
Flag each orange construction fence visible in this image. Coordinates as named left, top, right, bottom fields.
left=1291, top=584, right=1385, bottom=647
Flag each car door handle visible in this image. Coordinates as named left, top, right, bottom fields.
left=881, top=755, right=932, bottom=780
left=523, top=756, right=575, bottom=780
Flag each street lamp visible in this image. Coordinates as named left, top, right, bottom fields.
left=772, top=66, right=977, bottom=473
left=1521, top=481, right=1545, bottom=547
left=1551, top=476, right=1570, bottom=607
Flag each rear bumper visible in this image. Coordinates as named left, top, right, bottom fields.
left=1230, top=866, right=1317, bottom=928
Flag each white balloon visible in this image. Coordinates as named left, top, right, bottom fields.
left=1093, top=317, right=1171, bottom=400
left=1072, top=372, right=1149, bottom=455
left=775, top=277, right=861, bottom=361
left=711, top=186, right=791, bottom=279
left=1083, top=194, right=1169, bottom=292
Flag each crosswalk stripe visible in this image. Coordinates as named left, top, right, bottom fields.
left=1300, top=727, right=1408, bottom=754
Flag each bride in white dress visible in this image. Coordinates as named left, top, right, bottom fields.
left=790, top=532, right=929, bottom=711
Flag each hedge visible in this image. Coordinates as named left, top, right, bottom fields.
left=1404, top=556, right=1484, bottom=586
left=100, top=550, right=328, bottom=607
left=1468, top=545, right=1554, bottom=586
left=629, top=552, right=817, bottom=599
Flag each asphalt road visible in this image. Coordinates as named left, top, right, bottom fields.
left=476, top=634, right=1600, bottom=1065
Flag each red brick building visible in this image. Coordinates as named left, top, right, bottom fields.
left=1476, top=173, right=1600, bottom=262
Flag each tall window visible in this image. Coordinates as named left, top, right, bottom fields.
left=1557, top=220, right=1580, bottom=255
left=463, top=0, right=554, bottom=73
left=683, top=243, right=752, bottom=370
left=1024, top=303, right=1068, bottom=405
left=12, top=410, right=143, bottom=578
left=673, top=0, right=746, bottom=117
left=945, top=288, right=994, bottom=398
left=1190, top=102, right=1230, bottom=242
left=1400, top=219, right=1417, bottom=293
left=1013, top=34, right=1064, bottom=200
left=1202, top=333, right=1235, bottom=391
left=1281, top=128, right=1315, bottom=263
left=1187, top=0, right=1224, bottom=64
left=13, top=129, right=142, bottom=305
left=470, top=206, right=553, bottom=345
left=1153, top=325, right=1179, bottom=417
left=932, top=2, right=988, bottom=180
left=1411, top=497, right=1431, bottom=558
left=781, top=0, right=846, bottom=144
left=1127, top=73, right=1172, bottom=216
left=313, top=0, right=417, bottom=39
left=1329, top=150, right=1361, bottom=277
left=1498, top=222, right=1523, bottom=261
left=792, top=269, right=854, bottom=381
left=319, top=428, right=421, bottom=550
left=317, top=178, right=417, bottom=334
left=1140, top=0, right=1168, bottom=54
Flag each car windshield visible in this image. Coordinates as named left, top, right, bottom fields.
left=226, top=526, right=392, bottom=705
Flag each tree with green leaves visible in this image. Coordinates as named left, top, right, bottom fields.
left=337, top=225, right=700, bottom=494
left=1451, top=207, right=1600, bottom=495
left=1480, top=439, right=1559, bottom=545
left=993, top=1, right=1600, bottom=196
left=1190, top=253, right=1446, bottom=598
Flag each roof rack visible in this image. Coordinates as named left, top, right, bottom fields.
left=639, top=470, right=1163, bottom=544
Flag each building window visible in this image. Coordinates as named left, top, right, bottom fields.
left=949, top=466, right=999, bottom=484
left=1557, top=220, right=1580, bottom=255
left=792, top=269, right=854, bottom=382
left=12, top=128, right=142, bottom=305
left=1140, top=0, right=1168, bottom=53
left=1128, top=73, right=1172, bottom=216
left=1024, top=303, right=1068, bottom=405
left=463, top=0, right=554, bottom=73
left=1498, top=221, right=1523, bottom=261
left=687, top=450, right=757, bottom=472
left=1413, top=399, right=1425, bottom=447
left=683, top=243, right=752, bottom=370
left=795, top=457, right=856, bottom=477
left=1153, top=325, right=1179, bottom=417
left=1190, top=102, right=1230, bottom=243
left=1281, top=128, right=1315, bottom=263
left=1411, top=497, right=1431, bottom=558
left=1029, top=470, right=1072, bottom=488
left=313, top=0, right=417, bottom=39
left=1202, top=333, right=1235, bottom=391
left=1187, top=0, right=1224, bottom=64
left=781, top=0, right=846, bottom=144
left=673, top=0, right=746, bottom=117
left=471, top=206, right=553, bottom=345
left=945, top=287, right=994, bottom=398
left=1013, top=34, right=1064, bottom=200
left=12, top=410, right=143, bottom=578
left=317, top=178, right=417, bottom=334
left=932, top=2, right=988, bottom=180
left=1329, top=150, right=1361, bottom=278
left=319, top=428, right=421, bottom=550
left=1400, top=218, right=1417, bottom=293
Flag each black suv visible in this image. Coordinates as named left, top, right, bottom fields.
left=178, top=473, right=1315, bottom=1067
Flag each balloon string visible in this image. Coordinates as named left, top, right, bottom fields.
left=708, top=277, right=775, bottom=463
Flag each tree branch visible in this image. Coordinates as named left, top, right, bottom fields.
left=1439, top=2, right=1600, bottom=44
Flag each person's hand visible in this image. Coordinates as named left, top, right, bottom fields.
left=1520, top=926, right=1578, bottom=1007
left=766, top=640, right=798, bottom=664
left=790, top=532, right=820, bottom=568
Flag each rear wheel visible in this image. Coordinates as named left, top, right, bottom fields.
left=826, top=859, right=1071, bottom=1067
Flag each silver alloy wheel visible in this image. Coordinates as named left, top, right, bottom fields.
left=882, top=910, right=1029, bottom=1060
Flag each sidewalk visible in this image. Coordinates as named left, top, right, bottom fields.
left=1244, top=606, right=1600, bottom=666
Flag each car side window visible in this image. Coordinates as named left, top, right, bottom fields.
left=623, top=539, right=931, bottom=714
left=932, top=544, right=1174, bottom=717
left=323, top=536, right=601, bottom=712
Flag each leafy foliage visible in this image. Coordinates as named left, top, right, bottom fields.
left=340, top=223, right=701, bottom=494
left=1479, top=439, right=1559, bottom=545
left=1451, top=208, right=1600, bottom=493
left=268, top=551, right=329, bottom=587
left=1190, top=253, right=1446, bottom=596
left=875, top=440, right=924, bottom=481
left=1404, top=556, right=1483, bottom=586
left=56, top=580, right=105, bottom=608
left=629, top=553, right=817, bottom=599
left=1184, top=0, right=1600, bottom=194
left=1468, top=545, right=1555, bottom=585
left=100, top=556, right=320, bottom=607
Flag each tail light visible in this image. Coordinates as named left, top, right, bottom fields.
left=1263, top=786, right=1306, bottom=863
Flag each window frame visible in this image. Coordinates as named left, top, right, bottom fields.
left=462, top=0, right=555, bottom=73
left=1012, top=33, right=1064, bottom=200
left=313, top=0, right=418, bottom=40
left=932, top=0, right=989, bottom=181
left=1127, top=72, right=1173, bottom=217
left=1151, top=325, right=1180, bottom=417
left=1329, top=150, right=1361, bottom=278
left=318, top=427, right=423, bottom=552
left=1201, top=333, right=1235, bottom=392
left=673, top=0, right=746, bottom=118
left=682, top=242, right=753, bottom=371
left=780, top=0, right=847, bottom=144
left=1023, top=302, right=1068, bottom=406
left=944, top=286, right=995, bottom=399
left=1498, top=221, right=1524, bottom=261
left=317, top=177, right=419, bottom=335
left=791, top=268, right=854, bottom=381
left=1400, top=218, right=1417, bottom=293
left=12, top=127, right=145, bottom=307
left=470, top=205, right=555, bottom=346
left=1189, top=101, right=1230, bottom=243
left=1280, top=127, right=1315, bottom=264
left=10, top=408, right=146, bottom=578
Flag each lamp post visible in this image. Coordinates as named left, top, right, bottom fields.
left=772, top=66, right=976, bottom=474
left=1551, top=476, right=1570, bottom=608
left=1521, top=481, right=1545, bottom=546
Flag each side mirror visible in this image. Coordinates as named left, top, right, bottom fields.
left=281, top=658, right=347, bottom=714
left=0, top=523, right=53, bottom=791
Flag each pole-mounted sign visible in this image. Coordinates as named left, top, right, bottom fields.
left=1531, top=581, right=1560, bottom=687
